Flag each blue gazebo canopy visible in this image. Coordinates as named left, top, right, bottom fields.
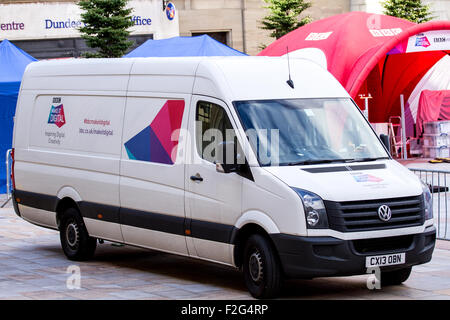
left=124, top=35, right=247, bottom=58
left=0, top=39, right=36, bottom=193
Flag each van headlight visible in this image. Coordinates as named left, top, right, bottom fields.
left=292, top=188, right=329, bottom=229
left=421, top=180, right=433, bottom=220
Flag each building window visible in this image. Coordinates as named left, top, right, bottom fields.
left=191, top=31, right=230, bottom=46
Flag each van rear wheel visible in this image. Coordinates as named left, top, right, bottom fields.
left=381, top=267, right=412, bottom=286
left=242, top=234, right=282, bottom=299
left=60, top=207, right=96, bottom=261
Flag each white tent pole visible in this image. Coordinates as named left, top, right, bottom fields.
left=364, top=98, right=369, bottom=119
left=359, top=94, right=372, bottom=120
left=400, top=94, right=407, bottom=160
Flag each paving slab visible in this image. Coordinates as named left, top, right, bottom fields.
left=0, top=205, right=449, bottom=300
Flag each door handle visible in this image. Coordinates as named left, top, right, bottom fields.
left=190, top=174, right=204, bottom=182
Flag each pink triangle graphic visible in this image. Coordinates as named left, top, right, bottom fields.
left=150, top=100, right=185, bottom=163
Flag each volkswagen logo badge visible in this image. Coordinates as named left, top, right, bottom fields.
left=378, top=205, right=392, bottom=222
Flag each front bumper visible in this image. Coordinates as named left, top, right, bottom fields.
left=270, top=226, right=436, bottom=279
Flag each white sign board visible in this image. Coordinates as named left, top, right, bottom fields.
left=0, top=0, right=179, bottom=41
left=406, top=30, right=450, bottom=53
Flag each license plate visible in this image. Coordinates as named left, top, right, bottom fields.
left=365, top=253, right=405, bottom=268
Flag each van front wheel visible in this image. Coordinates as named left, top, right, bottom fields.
left=60, top=207, right=97, bottom=261
left=243, top=234, right=282, bottom=299
left=381, top=267, right=412, bottom=286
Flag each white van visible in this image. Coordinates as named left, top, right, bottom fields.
left=11, top=57, right=435, bottom=298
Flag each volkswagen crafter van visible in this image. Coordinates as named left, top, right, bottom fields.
left=11, top=57, right=435, bottom=298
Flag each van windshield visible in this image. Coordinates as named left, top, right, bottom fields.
left=234, top=98, right=389, bottom=167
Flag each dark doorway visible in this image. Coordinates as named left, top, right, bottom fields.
left=12, top=34, right=153, bottom=60
left=191, top=31, right=230, bottom=46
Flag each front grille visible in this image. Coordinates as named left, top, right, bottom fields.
left=352, top=235, right=414, bottom=255
left=324, top=195, right=424, bottom=232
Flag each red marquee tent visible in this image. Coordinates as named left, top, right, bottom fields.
left=259, top=12, right=450, bottom=133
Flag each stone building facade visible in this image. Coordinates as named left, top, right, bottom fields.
left=351, top=0, right=450, bottom=20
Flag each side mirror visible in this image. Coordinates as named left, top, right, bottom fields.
left=216, top=142, right=254, bottom=181
left=216, top=141, right=240, bottom=174
left=216, top=162, right=237, bottom=174
left=380, top=134, right=390, bottom=154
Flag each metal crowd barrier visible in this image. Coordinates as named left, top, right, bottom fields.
left=410, top=168, right=449, bottom=240
left=1, top=149, right=12, bottom=208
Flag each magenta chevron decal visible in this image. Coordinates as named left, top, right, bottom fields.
left=124, top=100, right=185, bottom=164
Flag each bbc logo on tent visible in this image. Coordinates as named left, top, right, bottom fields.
left=369, top=28, right=403, bottom=37
left=305, top=32, right=333, bottom=41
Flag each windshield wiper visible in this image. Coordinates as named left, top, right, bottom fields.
left=343, top=157, right=390, bottom=163
left=286, top=159, right=350, bottom=166
left=285, top=157, right=389, bottom=166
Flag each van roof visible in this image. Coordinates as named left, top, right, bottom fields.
left=22, top=56, right=349, bottom=101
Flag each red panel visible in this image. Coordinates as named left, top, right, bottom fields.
left=381, top=52, right=445, bottom=122
left=150, top=100, right=185, bottom=163
left=417, top=90, right=450, bottom=135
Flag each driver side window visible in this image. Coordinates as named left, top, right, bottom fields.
left=196, top=101, right=241, bottom=164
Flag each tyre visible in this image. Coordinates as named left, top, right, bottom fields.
left=242, top=234, right=282, bottom=299
left=59, top=207, right=97, bottom=261
left=381, top=267, right=412, bottom=286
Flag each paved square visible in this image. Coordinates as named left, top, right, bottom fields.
left=0, top=203, right=449, bottom=300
